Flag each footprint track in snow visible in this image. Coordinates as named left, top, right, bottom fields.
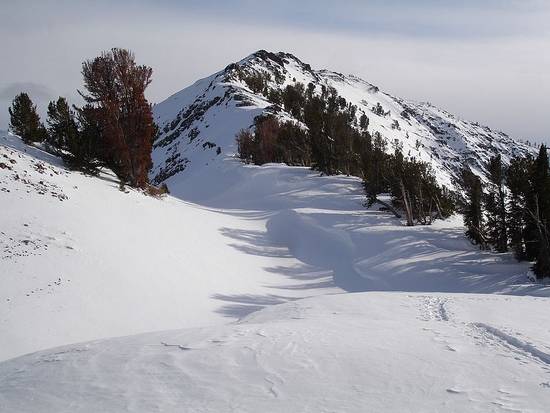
left=418, top=296, right=451, bottom=322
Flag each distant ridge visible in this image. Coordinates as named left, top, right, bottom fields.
left=151, top=50, right=535, bottom=189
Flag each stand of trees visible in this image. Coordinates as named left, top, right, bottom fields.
left=461, top=147, right=550, bottom=279
left=236, top=82, right=455, bottom=226
left=237, top=83, right=367, bottom=176
left=365, top=146, right=455, bottom=226
left=8, top=48, right=155, bottom=189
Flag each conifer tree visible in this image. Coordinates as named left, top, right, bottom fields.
left=485, top=154, right=508, bottom=252
left=46, top=97, right=79, bottom=152
left=236, top=129, right=255, bottom=163
left=386, top=150, right=451, bottom=226
left=530, top=145, right=550, bottom=278
left=461, top=167, right=486, bottom=248
left=80, top=48, right=154, bottom=188
left=66, top=104, right=101, bottom=171
left=363, top=132, right=387, bottom=202
left=359, top=113, right=369, bottom=130
left=506, top=156, right=533, bottom=260
left=8, top=93, right=47, bottom=143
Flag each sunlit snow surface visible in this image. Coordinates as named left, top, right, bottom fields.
left=1, top=110, right=549, bottom=413
left=2, top=293, right=550, bottom=412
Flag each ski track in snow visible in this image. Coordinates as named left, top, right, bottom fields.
left=470, top=323, right=550, bottom=368
left=418, top=294, right=550, bottom=372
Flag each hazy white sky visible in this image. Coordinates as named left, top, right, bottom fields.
left=1, top=0, right=549, bottom=142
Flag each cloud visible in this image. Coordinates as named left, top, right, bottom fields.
left=3, top=1, right=550, bottom=40
left=0, top=82, right=55, bottom=101
left=0, top=82, right=58, bottom=131
left=0, top=1, right=548, bottom=143
left=172, top=0, right=550, bottom=39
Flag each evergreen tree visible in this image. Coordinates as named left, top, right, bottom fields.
left=282, top=83, right=305, bottom=120
left=530, top=145, right=550, bottom=278
left=359, top=113, right=369, bottom=130
left=506, top=156, right=533, bottom=260
left=66, top=104, right=101, bottom=171
left=46, top=97, right=79, bottom=152
left=485, top=154, right=508, bottom=252
left=386, top=150, right=452, bottom=226
left=236, top=129, right=255, bottom=163
left=8, top=93, right=47, bottom=143
left=461, top=167, right=486, bottom=248
left=386, top=149, right=413, bottom=225
left=363, top=132, right=387, bottom=203
left=80, top=48, right=154, bottom=188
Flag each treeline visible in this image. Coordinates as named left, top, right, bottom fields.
left=236, top=82, right=455, bottom=225
left=8, top=48, right=159, bottom=190
left=461, top=148, right=550, bottom=279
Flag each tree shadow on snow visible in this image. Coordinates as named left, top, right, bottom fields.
left=211, top=293, right=302, bottom=318
left=214, top=208, right=550, bottom=321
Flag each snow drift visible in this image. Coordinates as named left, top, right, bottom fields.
left=2, top=293, right=550, bottom=412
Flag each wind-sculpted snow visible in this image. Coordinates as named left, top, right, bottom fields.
left=2, top=293, right=550, bottom=412
left=152, top=50, right=535, bottom=190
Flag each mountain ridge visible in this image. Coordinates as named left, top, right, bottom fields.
left=151, top=50, right=534, bottom=192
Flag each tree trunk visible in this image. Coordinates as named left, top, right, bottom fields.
left=401, top=179, right=414, bottom=226
left=433, top=195, right=444, bottom=220
left=372, top=198, right=402, bottom=219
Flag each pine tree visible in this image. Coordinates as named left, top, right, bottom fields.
left=282, top=83, right=305, bottom=120
left=8, top=93, right=47, bottom=143
left=388, top=149, right=414, bottom=226
left=506, top=156, right=533, bottom=260
left=363, top=132, right=388, bottom=203
left=236, top=129, right=255, bottom=163
left=46, top=97, right=79, bottom=152
left=80, top=48, right=154, bottom=188
left=386, top=151, right=452, bottom=226
left=254, top=116, right=280, bottom=165
left=530, top=145, right=550, bottom=278
left=461, top=167, right=486, bottom=248
left=359, top=113, right=369, bottom=130
left=66, top=104, right=101, bottom=171
left=485, top=154, right=508, bottom=252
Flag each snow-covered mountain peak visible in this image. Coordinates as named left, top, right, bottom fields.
left=151, top=50, right=535, bottom=191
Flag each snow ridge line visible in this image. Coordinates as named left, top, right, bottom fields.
left=472, top=323, right=550, bottom=365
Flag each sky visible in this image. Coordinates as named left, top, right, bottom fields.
left=1, top=0, right=549, bottom=143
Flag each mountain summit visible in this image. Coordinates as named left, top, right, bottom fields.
left=152, top=50, right=533, bottom=190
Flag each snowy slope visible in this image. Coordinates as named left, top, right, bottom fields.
left=151, top=50, right=535, bottom=192
left=2, top=293, right=550, bottom=412
left=0, top=132, right=343, bottom=361
left=2, top=95, right=549, bottom=412
left=2, top=129, right=547, bottom=363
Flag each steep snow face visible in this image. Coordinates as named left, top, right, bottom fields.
left=2, top=293, right=550, bottom=413
left=151, top=50, right=535, bottom=191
